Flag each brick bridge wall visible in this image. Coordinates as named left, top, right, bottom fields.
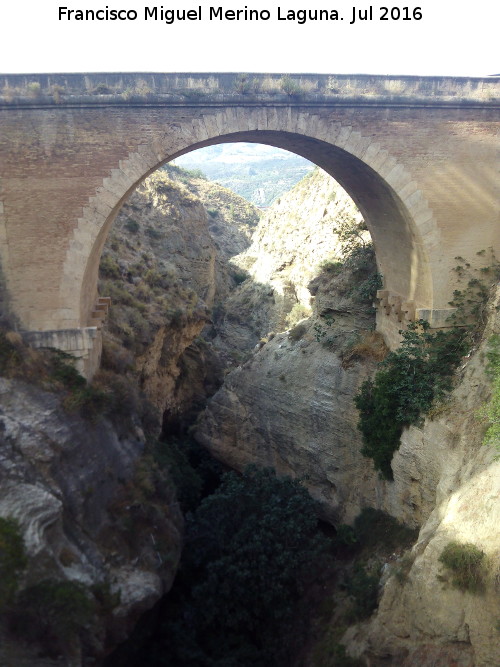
left=0, top=73, right=498, bottom=374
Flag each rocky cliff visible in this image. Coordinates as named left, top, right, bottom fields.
left=3, top=161, right=500, bottom=667
left=0, top=371, right=182, bottom=666
left=212, top=168, right=367, bottom=356
left=195, top=168, right=385, bottom=523
left=0, top=168, right=260, bottom=666
left=194, top=169, right=500, bottom=665
left=98, top=168, right=258, bottom=430
left=345, top=294, right=500, bottom=667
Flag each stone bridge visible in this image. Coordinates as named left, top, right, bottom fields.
left=0, top=72, right=499, bottom=375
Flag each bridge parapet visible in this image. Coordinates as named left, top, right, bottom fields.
left=1, top=72, right=498, bottom=108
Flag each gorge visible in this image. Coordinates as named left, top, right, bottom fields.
left=0, top=149, right=499, bottom=667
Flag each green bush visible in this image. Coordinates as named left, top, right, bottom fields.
left=438, top=541, right=486, bottom=593
left=312, top=633, right=364, bottom=667
left=280, top=75, right=303, bottom=96
left=354, top=321, right=468, bottom=479
left=0, top=332, right=21, bottom=375
left=333, top=509, right=417, bottom=560
left=231, top=268, right=248, bottom=285
left=15, top=579, right=93, bottom=649
left=92, top=82, right=112, bottom=94
left=343, top=562, right=379, bottom=620
left=145, top=227, right=163, bottom=240
left=0, top=517, right=27, bottom=609
left=152, top=438, right=204, bottom=512
left=49, top=351, right=110, bottom=421
left=124, top=218, right=140, bottom=234
left=289, top=322, right=308, bottom=342
left=285, top=303, right=311, bottom=328
left=62, top=383, right=110, bottom=421
left=331, top=523, right=359, bottom=557
left=448, top=251, right=500, bottom=333
left=27, top=81, right=42, bottom=97
left=50, top=350, right=86, bottom=389
left=139, top=466, right=329, bottom=666
left=320, top=259, right=343, bottom=275
left=356, top=272, right=383, bottom=303
left=100, top=254, right=121, bottom=279
left=234, top=73, right=253, bottom=94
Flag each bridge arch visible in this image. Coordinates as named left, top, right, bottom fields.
left=70, top=107, right=437, bottom=353
left=3, top=73, right=497, bottom=377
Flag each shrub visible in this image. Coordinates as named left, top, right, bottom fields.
left=353, top=508, right=418, bottom=552
left=100, top=254, right=121, bottom=279
left=480, top=335, right=500, bottom=454
left=448, top=251, right=500, bottom=334
left=92, top=82, right=112, bottom=94
left=289, top=322, right=308, bottom=342
left=331, top=524, right=359, bottom=557
left=124, top=218, right=139, bottom=234
left=62, top=383, right=110, bottom=421
left=152, top=438, right=204, bottom=512
left=234, top=73, right=253, bottom=94
left=341, top=331, right=388, bottom=367
left=393, top=551, right=416, bottom=584
left=145, top=227, right=163, bottom=240
left=0, top=518, right=27, bottom=609
left=312, top=631, right=364, bottom=667
left=438, top=541, right=486, bottom=593
left=15, top=579, right=94, bottom=650
left=285, top=303, right=311, bottom=328
left=231, top=268, right=248, bottom=285
left=0, top=331, right=22, bottom=375
left=355, top=321, right=468, bottom=479
left=320, top=259, right=343, bottom=275
left=280, top=75, right=303, bottom=96
left=356, top=272, right=383, bottom=302
left=147, top=466, right=329, bottom=665
left=27, top=81, right=41, bottom=98
left=144, top=268, right=167, bottom=288
left=50, top=84, right=65, bottom=103
left=49, top=351, right=111, bottom=420
left=50, top=350, right=86, bottom=389
left=343, top=562, right=379, bottom=619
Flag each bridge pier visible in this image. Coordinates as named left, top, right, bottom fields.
left=22, top=327, right=102, bottom=379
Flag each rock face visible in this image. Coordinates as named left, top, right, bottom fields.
left=194, top=168, right=500, bottom=665
left=213, top=168, right=364, bottom=356
left=0, top=167, right=259, bottom=665
left=345, top=296, right=500, bottom=667
left=99, top=169, right=258, bottom=428
left=5, top=160, right=500, bottom=666
left=0, top=377, right=183, bottom=665
left=196, top=328, right=380, bottom=523
left=195, top=169, right=384, bottom=523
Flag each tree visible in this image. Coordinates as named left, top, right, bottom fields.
left=149, top=466, right=328, bottom=666
left=354, top=321, right=468, bottom=479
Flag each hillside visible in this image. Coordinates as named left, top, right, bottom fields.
left=175, top=142, right=315, bottom=206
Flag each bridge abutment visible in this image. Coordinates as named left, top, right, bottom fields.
left=22, top=327, right=102, bottom=379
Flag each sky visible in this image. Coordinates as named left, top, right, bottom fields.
left=0, top=1, right=498, bottom=77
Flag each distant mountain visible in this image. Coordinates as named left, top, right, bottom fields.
left=174, top=143, right=314, bottom=207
